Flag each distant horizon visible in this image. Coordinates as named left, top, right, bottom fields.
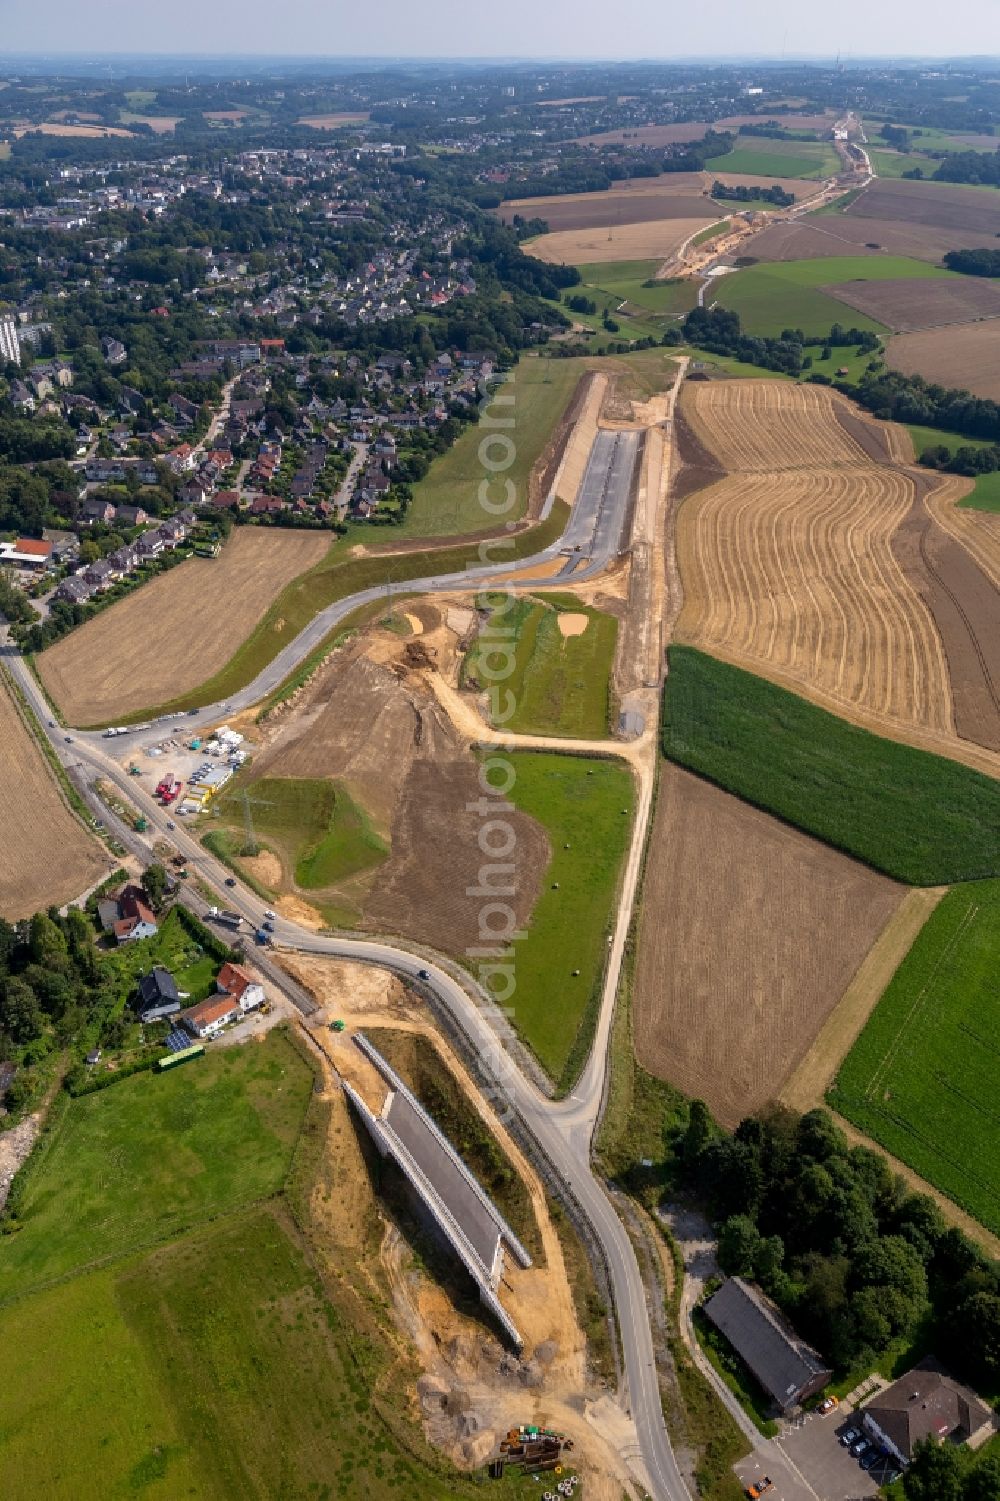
left=2, top=0, right=998, bottom=67
left=3, top=49, right=1000, bottom=64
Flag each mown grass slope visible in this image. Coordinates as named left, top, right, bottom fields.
left=463, top=593, right=618, bottom=738
left=829, top=880, right=1000, bottom=1235
left=503, top=751, right=634, bottom=1084
left=712, top=253, right=951, bottom=337
left=662, top=646, right=1000, bottom=885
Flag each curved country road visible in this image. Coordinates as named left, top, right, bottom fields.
left=5, top=359, right=689, bottom=1500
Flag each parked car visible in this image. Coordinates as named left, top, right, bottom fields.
left=746, top=1481, right=772, bottom=1500
left=850, top=1439, right=870, bottom=1459
left=818, top=1396, right=839, bottom=1414
left=840, top=1427, right=861, bottom=1447
left=861, top=1450, right=882, bottom=1471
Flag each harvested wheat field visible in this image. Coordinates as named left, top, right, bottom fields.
left=0, top=674, right=109, bottom=918
left=528, top=217, right=715, bottom=266
left=675, top=379, right=1000, bottom=757
left=888, top=319, right=1000, bottom=400
left=574, top=113, right=835, bottom=147
left=37, top=528, right=330, bottom=726
left=499, top=176, right=710, bottom=231
left=634, top=765, right=903, bottom=1129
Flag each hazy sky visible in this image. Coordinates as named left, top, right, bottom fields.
left=1, top=0, right=998, bottom=61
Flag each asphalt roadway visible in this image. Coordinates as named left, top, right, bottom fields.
left=5, top=398, right=688, bottom=1500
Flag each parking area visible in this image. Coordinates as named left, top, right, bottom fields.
left=736, top=1410, right=884, bottom=1501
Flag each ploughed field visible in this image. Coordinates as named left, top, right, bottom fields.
left=634, top=764, right=903, bottom=1129
left=36, top=528, right=331, bottom=726
left=888, top=319, right=1000, bottom=401
left=673, top=378, right=1000, bottom=761
left=0, top=672, right=108, bottom=918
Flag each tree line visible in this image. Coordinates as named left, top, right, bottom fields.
left=680, top=1101, right=1000, bottom=1392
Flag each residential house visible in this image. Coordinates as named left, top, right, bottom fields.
left=179, top=479, right=209, bottom=507
left=54, top=575, right=92, bottom=604
left=216, top=961, right=265, bottom=1013
left=82, top=558, right=116, bottom=591
left=703, top=1278, right=832, bottom=1413
left=210, top=490, right=240, bottom=511
left=116, top=503, right=148, bottom=528
left=249, top=494, right=287, bottom=516
left=96, top=883, right=158, bottom=945
left=101, top=335, right=128, bottom=366
left=135, top=967, right=181, bottom=1023
left=80, top=497, right=116, bottom=525
left=861, top=1361, right=995, bottom=1464
left=180, top=994, right=240, bottom=1039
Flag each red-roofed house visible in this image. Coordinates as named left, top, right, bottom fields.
left=180, top=994, right=240, bottom=1039
left=216, top=961, right=265, bottom=1013
left=0, top=538, right=54, bottom=569
left=97, top=882, right=159, bottom=945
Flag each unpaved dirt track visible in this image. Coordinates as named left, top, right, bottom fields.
left=0, top=673, right=108, bottom=918
left=634, top=765, right=903, bottom=1129
left=37, top=528, right=330, bottom=725
left=674, top=379, right=1000, bottom=759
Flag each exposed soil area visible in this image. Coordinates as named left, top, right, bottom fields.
left=240, top=609, right=549, bottom=952
left=634, top=765, right=904, bottom=1129
left=826, top=275, right=1000, bottom=332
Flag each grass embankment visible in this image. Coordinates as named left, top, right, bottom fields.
left=502, top=751, right=634, bottom=1086
left=693, top=1309, right=780, bottom=1438
left=0, top=1030, right=312, bottom=1302
left=662, top=646, right=1000, bottom=886
left=212, top=775, right=388, bottom=891
left=403, top=357, right=582, bottom=537
left=463, top=593, right=618, bottom=738
left=571, top=259, right=697, bottom=326
left=115, top=500, right=571, bottom=723
left=830, top=881, right=1000, bottom=1236
left=712, top=253, right=953, bottom=336
left=693, top=219, right=730, bottom=246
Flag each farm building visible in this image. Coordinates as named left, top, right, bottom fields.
left=180, top=994, right=241, bottom=1039
left=861, top=1361, right=995, bottom=1463
left=0, top=538, right=53, bottom=570
left=135, top=967, right=181, bottom=1023
left=703, top=1277, right=832, bottom=1412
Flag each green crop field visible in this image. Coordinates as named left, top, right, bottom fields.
left=463, top=593, right=618, bottom=738
left=114, top=499, right=571, bottom=723
left=830, top=881, right=1000, bottom=1235
left=0, top=1029, right=313, bottom=1300
left=403, top=356, right=582, bottom=537
left=712, top=254, right=952, bottom=337
left=662, top=647, right=1000, bottom=886
left=705, top=135, right=839, bottom=180
left=213, top=775, right=388, bottom=890
left=503, top=751, right=634, bottom=1084
left=959, top=470, right=1000, bottom=513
